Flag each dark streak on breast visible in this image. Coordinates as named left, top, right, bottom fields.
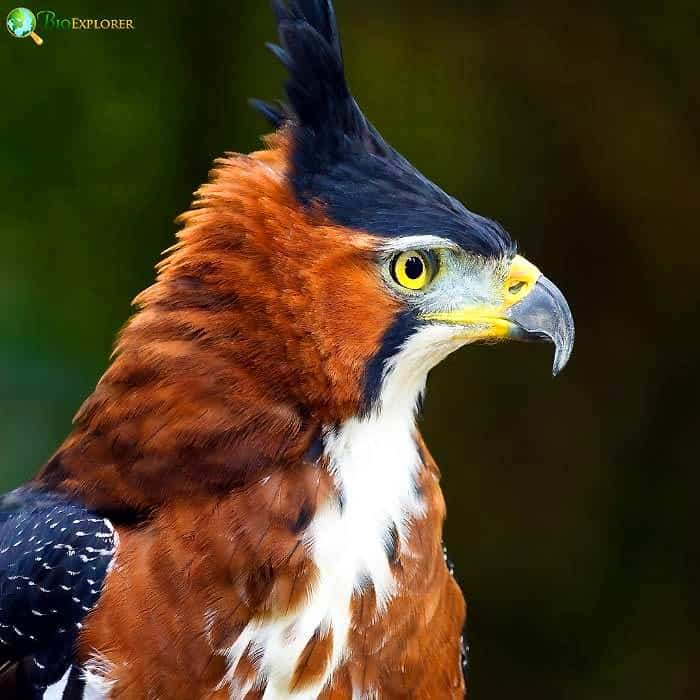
left=384, top=522, right=400, bottom=566
left=291, top=503, right=312, bottom=534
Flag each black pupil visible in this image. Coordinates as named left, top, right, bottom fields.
left=404, top=256, right=424, bottom=280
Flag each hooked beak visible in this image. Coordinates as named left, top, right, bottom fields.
left=420, top=255, right=574, bottom=375
left=505, top=275, right=574, bottom=376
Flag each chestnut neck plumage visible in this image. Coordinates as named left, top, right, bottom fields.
left=36, top=136, right=402, bottom=515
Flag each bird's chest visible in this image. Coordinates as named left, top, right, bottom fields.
left=226, top=415, right=424, bottom=699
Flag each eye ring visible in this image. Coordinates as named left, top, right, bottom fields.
left=391, top=250, right=433, bottom=291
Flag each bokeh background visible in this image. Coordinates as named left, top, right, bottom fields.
left=2, top=1, right=697, bottom=698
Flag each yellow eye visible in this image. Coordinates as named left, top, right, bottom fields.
left=391, top=250, right=432, bottom=291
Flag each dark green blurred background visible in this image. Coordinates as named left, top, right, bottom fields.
left=2, top=1, right=697, bottom=698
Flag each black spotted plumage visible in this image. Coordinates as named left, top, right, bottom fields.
left=253, top=0, right=516, bottom=259
left=0, top=487, right=116, bottom=697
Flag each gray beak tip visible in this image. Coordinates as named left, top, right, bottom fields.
left=507, top=274, right=574, bottom=376
left=551, top=326, right=574, bottom=377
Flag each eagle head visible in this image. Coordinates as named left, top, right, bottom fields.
left=241, top=0, right=573, bottom=418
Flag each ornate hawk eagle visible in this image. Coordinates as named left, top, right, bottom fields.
left=0, top=1, right=573, bottom=697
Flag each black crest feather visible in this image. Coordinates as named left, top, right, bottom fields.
left=256, top=1, right=379, bottom=151
left=253, top=0, right=516, bottom=260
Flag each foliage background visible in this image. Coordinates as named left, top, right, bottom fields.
left=2, top=1, right=697, bottom=698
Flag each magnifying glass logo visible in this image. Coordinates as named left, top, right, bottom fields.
left=6, top=7, right=44, bottom=46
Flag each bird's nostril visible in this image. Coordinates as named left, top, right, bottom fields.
left=509, top=281, right=527, bottom=295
